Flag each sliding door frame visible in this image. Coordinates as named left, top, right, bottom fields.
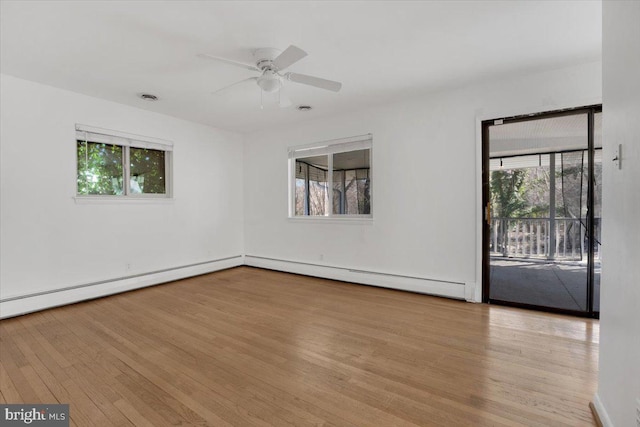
left=481, top=104, right=602, bottom=318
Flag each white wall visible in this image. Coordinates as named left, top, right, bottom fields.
left=1, top=61, right=601, bottom=315
left=0, top=75, right=244, bottom=317
left=595, top=2, right=640, bottom=426
left=243, top=61, right=602, bottom=300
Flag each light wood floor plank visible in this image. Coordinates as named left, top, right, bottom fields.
left=0, top=359, right=22, bottom=403
left=0, top=267, right=597, bottom=426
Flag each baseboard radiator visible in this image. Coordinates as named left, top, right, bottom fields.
left=0, top=255, right=243, bottom=319
left=1, top=254, right=471, bottom=319
left=244, top=255, right=467, bottom=301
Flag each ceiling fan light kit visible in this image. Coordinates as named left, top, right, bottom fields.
left=198, top=45, right=342, bottom=108
left=257, top=70, right=282, bottom=93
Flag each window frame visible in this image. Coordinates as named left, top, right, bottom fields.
left=75, top=124, right=173, bottom=200
left=288, top=134, right=373, bottom=220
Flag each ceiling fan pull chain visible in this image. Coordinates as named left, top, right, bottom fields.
left=260, top=89, right=264, bottom=110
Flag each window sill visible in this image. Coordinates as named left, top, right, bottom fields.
left=73, top=196, right=174, bottom=205
left=287, top=216, right=373, bottom=225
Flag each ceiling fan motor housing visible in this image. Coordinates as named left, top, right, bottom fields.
left=253, top=48, right=284, bottom=93
left=254, top=48, right=282, bottom=67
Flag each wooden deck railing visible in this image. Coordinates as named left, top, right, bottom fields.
left=490, top=217, right=601, bottom=261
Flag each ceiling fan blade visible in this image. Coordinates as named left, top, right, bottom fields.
left=272, top=45, right=308, bottom=71
left=287, top=73, right=342, bottom=92
left=212, top=77, right=258, bottom=95
left=279, top=87, right=293, bottom=108
left=198, top=53, right=260, bottom=72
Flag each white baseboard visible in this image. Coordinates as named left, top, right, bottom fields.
left=245, top=255, right=466, bottom=300
left=1, top=254, right=471, bottom=319
left=0, top=255, right=243, bottom=319
left=593, top=392, right=614, bottom=427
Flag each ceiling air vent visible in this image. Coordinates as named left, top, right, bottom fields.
left=139, top=93, right=158, bottom=101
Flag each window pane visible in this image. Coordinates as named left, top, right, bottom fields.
left=77, top=141, right=124, bottom=195
left=309, top=165, right=328, bottom=215
left=295, top=160, right=307, bottom=215
left=130, top=147, right=166, bottom=194
left=333, top=149, right=371, bottom=215
left=332, top=170, right=344, bottom=215
left=356, top=169, right=371, bottom=214
left=295, top=156, right=328, bottom=216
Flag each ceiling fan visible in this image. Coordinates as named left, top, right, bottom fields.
left=198, top=45, right=342, bottom=107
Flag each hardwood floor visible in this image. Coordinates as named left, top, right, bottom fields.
left=0, top=266, right=598, bottom=426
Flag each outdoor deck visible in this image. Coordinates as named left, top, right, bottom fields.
left=490, top=258, right=601, bottom=312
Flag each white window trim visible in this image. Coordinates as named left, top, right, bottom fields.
left=73, top=196, right=175, bottom=204
left=288, top=133, right=373, bottom=220
left=76, top=124, right=173, bottom=151
left=75, top=124, right=173, bottom=200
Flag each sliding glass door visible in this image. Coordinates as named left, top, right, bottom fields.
left=482, top=106, right=601, bottom=317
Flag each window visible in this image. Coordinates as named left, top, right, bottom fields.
left=289, top=135, right=372, bottom=218
left=76, top=125, right=172, bottom=198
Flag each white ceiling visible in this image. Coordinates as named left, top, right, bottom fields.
left=0, top=1, right=602, bottom=134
